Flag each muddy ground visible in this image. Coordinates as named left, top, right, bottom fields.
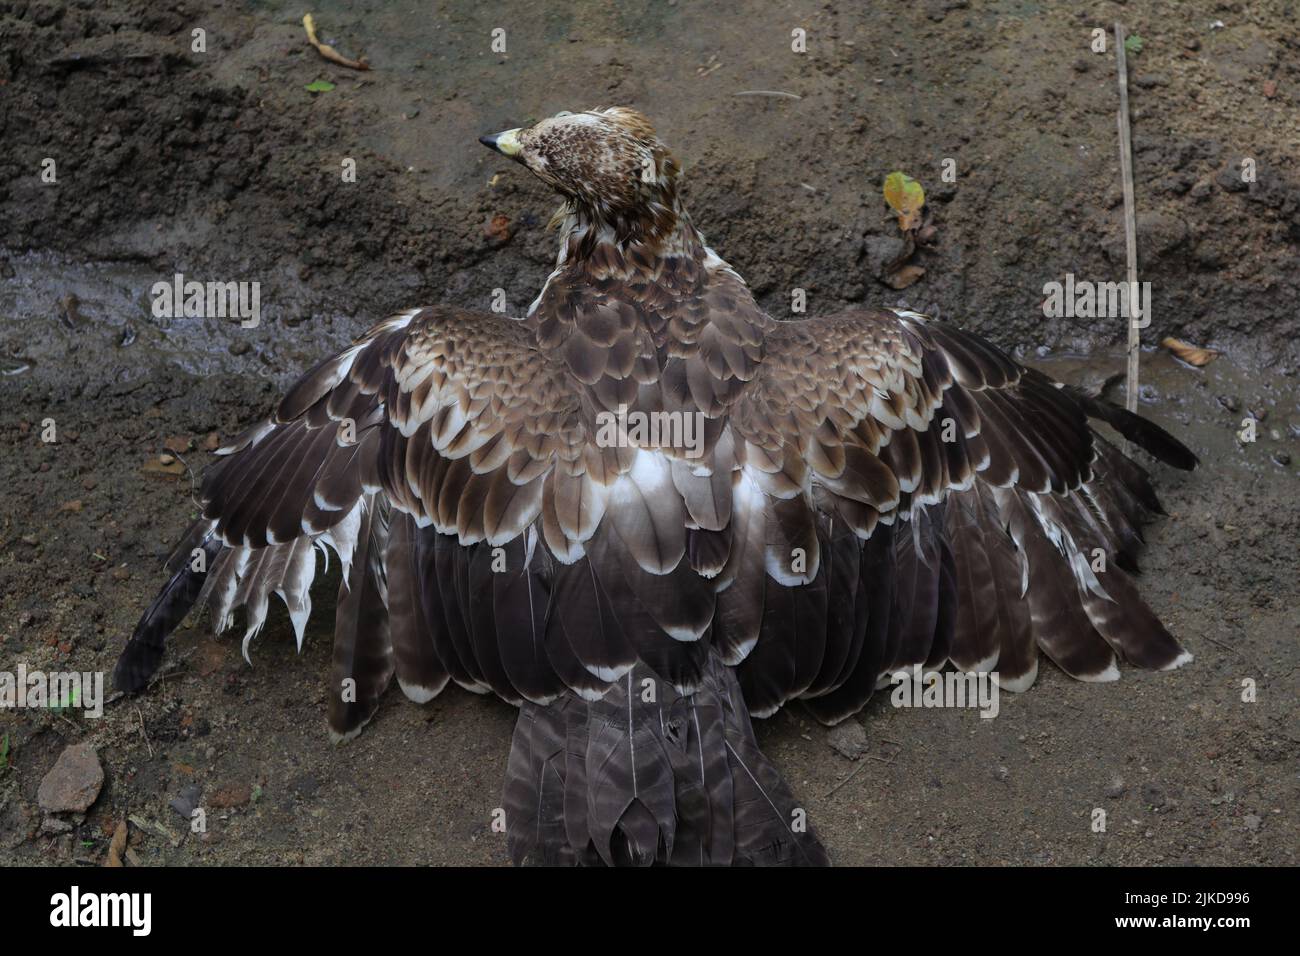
left=1, top=0, right=1297, bottom=866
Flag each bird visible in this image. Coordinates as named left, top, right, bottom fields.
left=115, top=106, right=1197, bottom=866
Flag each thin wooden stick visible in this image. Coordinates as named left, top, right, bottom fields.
left=1115, top=23, right=1140, bottom=415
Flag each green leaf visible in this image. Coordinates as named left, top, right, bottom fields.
left=305, top=80, right=336, bottom=93
left=1124, top=34, right=1144, bottom=54
left=0, top=733, right=9, bottom=770
left=882, top=171, right=926, bottom=232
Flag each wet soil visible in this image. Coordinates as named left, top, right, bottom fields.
left=1, top=0, right=1297, bottom=866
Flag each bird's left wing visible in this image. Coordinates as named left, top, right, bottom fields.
left=721, top=307, right=1196, bottom=722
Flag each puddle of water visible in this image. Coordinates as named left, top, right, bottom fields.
left=0, top=251, right=355, bottom=393
left=1029, top=347, right=1300, bottom=484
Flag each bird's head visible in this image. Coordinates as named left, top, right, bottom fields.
left=480, top=107, right=683, bottom=244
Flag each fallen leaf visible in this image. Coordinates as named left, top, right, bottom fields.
left=303, top=13, right=370, bottom=71
left=883, top=172, right=926, bottom=232
left=1162, top=336, right=1219, bottom=367
left=304, top=79, right=336, bottom=93
left=484, top=214, right=513, bottom=244
left=884, top=264, right=926, bottom=290
left=106, top=819, right=127, bottom=867
left=59, top=499, right=83, bottom=513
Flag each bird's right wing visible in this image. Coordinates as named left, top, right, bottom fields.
left=115, top=303, right=722, bottom=742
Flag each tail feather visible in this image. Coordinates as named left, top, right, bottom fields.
left=504, top=657, right=830, bottom=866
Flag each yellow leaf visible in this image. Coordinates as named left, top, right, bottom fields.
left=1161, top=336, right=1219, bottom=367
left=883, top=172, right=925, bottom=232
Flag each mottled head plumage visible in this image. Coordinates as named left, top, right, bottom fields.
left=481, top=107, right=684, bottom=249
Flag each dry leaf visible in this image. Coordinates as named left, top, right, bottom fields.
left=106, top=819, right=127, bottom=867
left=1162, top=336, right=1219, bottom=367
left=883, top=172, right=926, bottom=232
left=303, top=13, right=370, bottom=71
left=884, top=264, right=926, bottom=290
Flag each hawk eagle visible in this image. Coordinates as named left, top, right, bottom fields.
left=116, top=107, right=1196, bottom=866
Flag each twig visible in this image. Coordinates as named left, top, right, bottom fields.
left=134, top=705, right=153, bottom=758
left=1115, top=23, right=1140, bottom=419
left=734, top=90, right=802, bottom=100
left=822, top=751, right=899, bottom=798
left=823, top=759, right=869, bottom=797
left=303, top=13, right=371, bottom=71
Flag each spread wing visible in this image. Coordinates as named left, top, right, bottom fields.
left=722, top=307, right=1196, bottom=721
left=116, top=300, right=1194, bottom=744
left=115, top=304, right=719, bottom=738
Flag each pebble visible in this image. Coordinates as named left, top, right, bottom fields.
left=1106, top=776, right=1127, bottom=799
left=169, top=783, right=203, bottom=820
left=826, top=720, right=869, bottom=760
left=37, top=743, right=104, bottom=814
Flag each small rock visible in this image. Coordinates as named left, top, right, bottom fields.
left=826, top=720, right=869, bottom=760
left=41, top=815, right=74, bottom=835
left=169, top=783, right=203, bottom=820
left=1106, top=776, right=1127, bottom=799
left=1243, top=813, right=1262, bottom=831
left=38, top=743, right=104, bottom=814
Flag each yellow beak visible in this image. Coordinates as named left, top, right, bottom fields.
left=478, top=128, right=523, bottom=158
